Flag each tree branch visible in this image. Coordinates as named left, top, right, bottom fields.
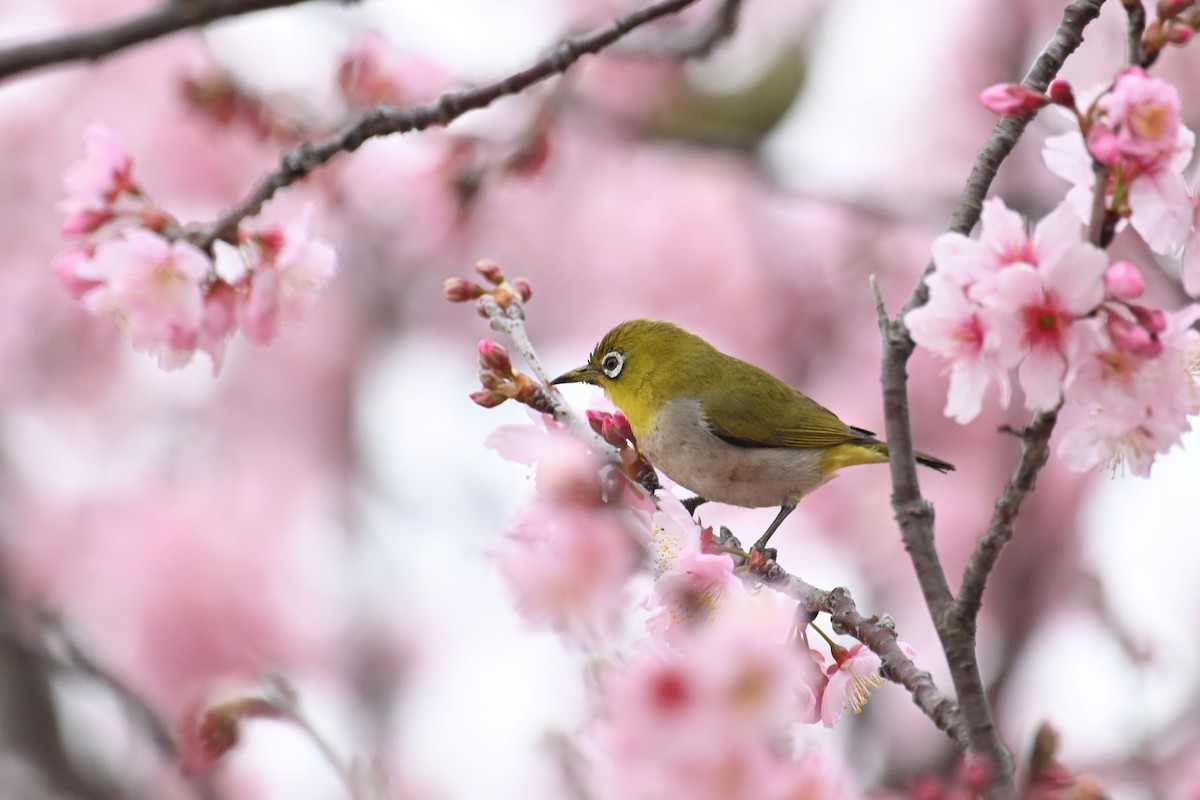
left=192, top=0, right=706, bottom=247
left=714, top=528, right=968, bottom=744
left=874, top=1, right=1106, bottom=796
left=0, top=0, right=342, bottom=83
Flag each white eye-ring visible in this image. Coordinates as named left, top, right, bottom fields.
left=600, top=351, right=625, bottom=378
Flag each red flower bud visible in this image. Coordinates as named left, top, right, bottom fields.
left=586, top=409, right=608, bottom=435
left=444, top=277, right=484, bottom=302
left=511, top=277, right=533, bottom=302
left=1132, top=304, right=1167, bottom=334
left=1047, top=78, right=1075, bottom=108
left=1167, top=23, right=1195, bottom=44
left=475, top=258, right=504, bottom=285
left=477, top=339, right=513, bottom=375
left=979, top=83, right=1048, bottom=117
left=470, top=389, right=507, bottom=408
left=610, top=411, right=635, bottom=444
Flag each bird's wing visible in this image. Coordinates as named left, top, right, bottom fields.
left=698, top=381, right=867, bottom=450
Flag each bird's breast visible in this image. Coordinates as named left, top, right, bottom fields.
left=638, top=397, right=832, bottom=508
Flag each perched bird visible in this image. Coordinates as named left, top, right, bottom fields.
left=552, top=319, right=954, bottom=550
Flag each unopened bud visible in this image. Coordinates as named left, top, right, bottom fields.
left=478, top=339, right=513, bottom=375
left=470, top=389, right=507, bottom=408
left=478, top=368, right=506, bottom=390
left=1047, top=78, right=1075, bottom=108
left=586, top=409, right=607, bottom=435
left=1132, top=304, right=1167, bottom=334
left=511, top=277, right=533, bottom=303
left=1109, top=316, right=1161, bottom=357
left=978, top=83, right=1048, bottom=117
left=444, top=277, right=484, bottom=302
left=1103, top=260, right=1145, bottom=299
left=1166, top=22, right=1195, bottom=44
left=599, top=418, right=626, bottom=448
left=475, top=259, right=504, bottom=285
left=610, top=411, right=635, bottom=444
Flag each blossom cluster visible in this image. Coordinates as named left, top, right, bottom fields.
left=908, top=197, right=1199, bottom=475
left=915, top=66, right=1200, bottom=475
left=53, top=123, right=337, bottom=371
left=485, top=410, right=903, bottom=797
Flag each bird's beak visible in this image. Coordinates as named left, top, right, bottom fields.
left=551, top=365, right=599, bottom=386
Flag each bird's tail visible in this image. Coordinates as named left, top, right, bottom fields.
left=825, top=440, right=955, bottom=473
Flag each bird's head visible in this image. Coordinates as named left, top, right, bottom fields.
left=551, top=319, right=711, bottom=434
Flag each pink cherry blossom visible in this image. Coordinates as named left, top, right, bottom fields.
left=1059, top=306, right=1200, bottom=475
left=983, top=244, right=1106, bottom=411
left=1043, top=71, right=1194, bottom=254
left=59, top=122, right=134, bottom=234
left=599, top=601, right=831, bottom=800
left=78, top=228, right=212, bottom=369
left=913, top=198, right=1103, bottom=417
left=907, top=273, right=1009, bottom=423
left=644, top=548, right=743, bottom=646
left=238, top=212, right=338, bottom=346
left=1093, top=68, right=1184, bottom=172
left=820, top=642, right=912, bottom=728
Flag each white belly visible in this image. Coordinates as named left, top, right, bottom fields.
left=637, top=397, right=832, bottom=508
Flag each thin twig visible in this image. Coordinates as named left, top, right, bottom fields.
left=192, top=0, right=705, bottom=246
left=0, top=0, right=339, bottom=83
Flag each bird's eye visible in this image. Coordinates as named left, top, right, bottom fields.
left=601, top=351, right=624, bottom=378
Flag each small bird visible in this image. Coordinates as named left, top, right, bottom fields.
left=552, top=319, right=954, bottom=551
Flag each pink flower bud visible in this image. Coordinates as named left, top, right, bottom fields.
left=511, top=277, right=533, bottom=303
left=1047, top=78, right=1075, bottom=108
left=1086, top=125, right=1121, bottom=166
left=475, top=258, right=504, bottom=285
left=1132, top=304, right=1167, bottom=334
left=1166, top=23, right=1195, bottom=44
left=598, top=418, right=626, bottom=448
left=979, top=83, right=1049, bottom=116
left=1103, top=260, right=1145, bottom=299
left=1109, top=315, right=1163, bottom=358
left=444, top=277, right=484, bottom=302
left=478, top=339, right=513, bottom=375
left=60, top=208, right=113, bottom=236
left=470, top=389, right=507, bottom=408
left=586, top=409, right=608, bottom=435
left=610, top=411, right=635, bottom=444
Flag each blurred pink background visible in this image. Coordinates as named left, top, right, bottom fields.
left=0, top=0, right=1198, bottom=797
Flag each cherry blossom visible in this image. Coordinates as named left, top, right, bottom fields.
left=1044, top=69, right=1194, bottom=254
left=59, top=122, right=135, bottom=235
left=76, top=229, right=212, bottom=369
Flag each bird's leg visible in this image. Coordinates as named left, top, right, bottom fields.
left=753, top=504, right=796, bottom=552
left=681, top=496, right=708, bottom=516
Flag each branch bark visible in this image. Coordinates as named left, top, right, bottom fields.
left=0, top=0, right=339, bottom=83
